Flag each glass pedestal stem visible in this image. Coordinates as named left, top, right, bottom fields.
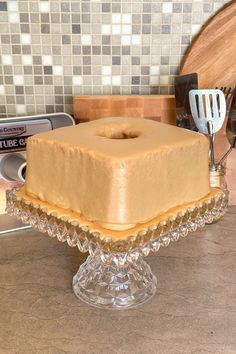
left=72, top=252, right=157, bottom=310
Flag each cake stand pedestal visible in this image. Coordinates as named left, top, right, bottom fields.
left=6, top=188, right=228, bottom=310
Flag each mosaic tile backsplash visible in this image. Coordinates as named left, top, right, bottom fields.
left=0, top=0, right=230, bottom=117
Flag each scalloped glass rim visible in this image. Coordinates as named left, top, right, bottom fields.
left=6, top=188, right=228, bottom=258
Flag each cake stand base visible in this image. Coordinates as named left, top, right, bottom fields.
left=72, top=254, right=157, bottom=309
left=6, top=187, right=228, bottom=310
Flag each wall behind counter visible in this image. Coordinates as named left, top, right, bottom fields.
left=0, top=0, right=229, bottom=118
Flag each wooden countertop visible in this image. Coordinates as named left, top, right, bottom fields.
left=0, top=208, right=236, bottom=354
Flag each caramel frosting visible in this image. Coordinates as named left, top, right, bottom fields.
left=16, top=187, right=222, bottom=242
left=24, top=117, right=210, bottom=230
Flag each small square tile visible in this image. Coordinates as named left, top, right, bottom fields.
left=121, top=36, right=131, bottom=45
left=1, top=34, right=10, bottom=44
left=143, top=14, right=151, bottom=24
left=55, top=86, right=63, bottom=94
left=6, top=96, right=15, bottom=104
left=132, top=25, right=141, bottom=35
left=82, top=46, right=91, bottom=55
left=143, top=3, right=151, bottom=13
left=163, top=3, right=173, bottom=14
left=81, top=3, right=90, bottom=13
left=21, top=33, right=31, bottom=44
left=13, top=75, right=24, bottom=85
left=122, top=24, right=131, bottom=35
left=51, top=13, right=60, bottom=23
left=112, top=24, right=121, bottom=35
left=44, top=66, right=52, bottom=75
left=41, top=13, right=50, bottom=23
left=22, top=55, right=32, bottom=65
left=62, top=35, right=71, bottom=44
left=132, top=35, right=141, bottom=45
left=102, top=76, right=111, bottom=85
left=81, top=35, right=91, bottom=45
left=30, top=13, right=40, bottom=23
left=8, top=1, right=18, bottom=12
left=102, top=35, right=110, bottom=45
left=8, top=12, right=20, bottom=23
left=41, top=24, right=50, bottom=33
left=34, top=76, right=43, bottom=85
left=92, top=46, right=101, bottom=55
left=21, top=24, right=30, bottom=33
left=131, top=86, right=139, bottom=94
left=132, top=76, right=140, bottom=85
left=112, top=56, right=120, bottom=65
left=162, top=25, right=171, bottom=34
left=150, top=76, right=159, bottom=85
left=112, top=3, right=121, bottom=13
left=24, top=66, right=32, bottom=75
left=102, top=66, right=111, bottom=75
left=72, top=24, right=81, bottom=34
left=61, top=13, right=70, bottom=23
left=132, top=57, right=140, bottom=65
left=142, top=25, right=151, bottom=34
left=20, top=13, right=29, bottom=23
left=39, top=1, right=50, bottom=13
left=22, top=45, right=31, bottom=55
left=182, top=35, right=191, bottom=45
left=122, top=46, right=130, bottom=55
left=73, top=75, right=82, bottom=85
left=34, top=66, right=42, bottom=75
left=122, top=14, right=131, bottom=24
left=112, top=14, right=121, bottom=24
left=102, top=3, right=110, bottom=12
left=112, top=46, right=120, bottom=55
left=42, top=55, right=52, bottom=65
left=102, top=24, right=111, bottom=35
left=46, top=105, right=54, bottom=113
left=33, top=56, right=42, bottom=65
left=82, top=14, right=90, bottom=23
left=173, top=3, right=182, bottom=13
left=4, top=76, right=13, bottom=85
left=12, top=45, right=21, bottom=55
left=102, top=46, right=110, bottom=55
left=161, top=56, right=169, bottom=65
left=53, top=66, right=63, bottom=75
left=83, top=66, right=91, bottom=75
left=2, top=54, right=12, bottom=65
left=15, top=86, right=24, bottom=95
left=0, top=2, right=7, bottom=11
left=112, top=75, right=121, bottom=85
left=16, top=104, right=26, bottom=114
left=183, top=3, right=192, bottom=13
left=3, top=66, right=12, bottom=74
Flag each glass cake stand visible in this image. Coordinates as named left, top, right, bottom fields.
left=6, top=188, right=228, bottom=310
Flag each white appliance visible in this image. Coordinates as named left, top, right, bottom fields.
left=0, top=113, right=74, bottom=235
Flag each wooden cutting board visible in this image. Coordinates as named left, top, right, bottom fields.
left=73, top=95, right=176, bottom=125
left=180, top=1, right=236, bottom=89
left=181, top=1, right=236, bottom=205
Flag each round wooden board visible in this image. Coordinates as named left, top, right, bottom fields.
left=180, top=1, right=236, bottom=89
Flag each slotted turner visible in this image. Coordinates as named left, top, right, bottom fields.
left=189, top=89, right=226, bottom=171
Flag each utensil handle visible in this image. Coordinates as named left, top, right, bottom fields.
left=209, top=134, right=216, bottom=171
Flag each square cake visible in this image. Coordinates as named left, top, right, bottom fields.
left=24, top=117, right=210, bottom=230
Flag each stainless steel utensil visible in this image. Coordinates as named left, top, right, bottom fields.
left=189, top=89, right=226, bottom=171
left=174, top=73, right=198, bottom=130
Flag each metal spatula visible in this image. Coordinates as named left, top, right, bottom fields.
left=189, top=89, right=226, bottom=171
